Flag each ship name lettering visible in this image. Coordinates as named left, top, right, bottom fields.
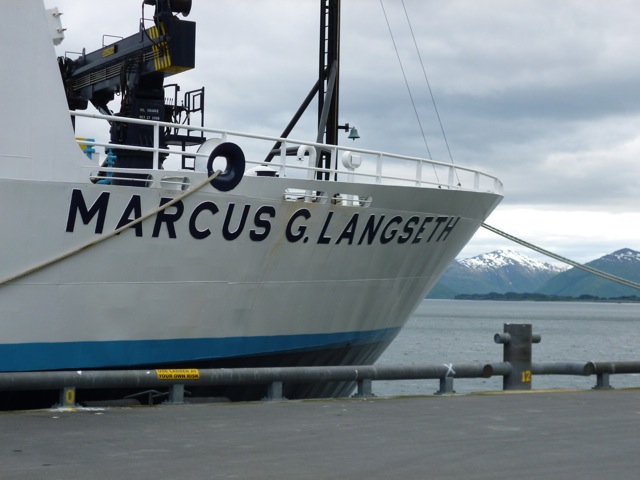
left=66, top=190, right=275, bottom=241
left=65, top=190, right=460, bottom=245
left=303, top=211, right=460, bottom=245
left=285, top=208, right=311, bottom=242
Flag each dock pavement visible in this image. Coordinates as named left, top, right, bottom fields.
left=1, top=388, right=639, bottom=479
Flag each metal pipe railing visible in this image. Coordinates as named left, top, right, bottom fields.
left=1, top=324, right=638, bottom=408
left=0, top=363, right=499, bottom=394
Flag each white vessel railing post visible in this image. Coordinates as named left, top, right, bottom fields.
left=295, top=144, right=317, bottom=203
left=341, top=152, right=356, bottom=193
left=152, top=122, right=160, bottom=171
left=416, top=159, right=423, bottom=187
left=474, top=171, right=480, bottom=190
left=279, top=140, right=287, bottom=178
left=307, top=146, right=317, bottom=181
left=376, top=154, right=383, bottom=184
left=448, top=165, right=454, bottom=188
left=330, top=146, right=338, bottom=181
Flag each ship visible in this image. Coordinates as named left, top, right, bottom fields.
left=0, top=0, right=502, bottom=401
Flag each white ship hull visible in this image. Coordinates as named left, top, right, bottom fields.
left=0, top=1, right=502, bottom=400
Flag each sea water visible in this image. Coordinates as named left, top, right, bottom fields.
left=375, top=299, right=640, bottom=396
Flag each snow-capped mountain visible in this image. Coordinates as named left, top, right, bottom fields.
left=428, top=249, right=567, bottom=299
left=458, top=249, right=566, bottom=273
left=537, top=248, right=640, bottom=298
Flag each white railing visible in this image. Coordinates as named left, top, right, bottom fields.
left=71, top=111, right=503, bottom=195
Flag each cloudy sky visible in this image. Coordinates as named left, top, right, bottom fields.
left=47, top=0, right=640, bottom=264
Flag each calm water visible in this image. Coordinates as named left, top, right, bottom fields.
left=375, top=299, right=640, bottom=396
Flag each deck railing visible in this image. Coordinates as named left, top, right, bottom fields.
left=71, top=111, right=503, bottom=195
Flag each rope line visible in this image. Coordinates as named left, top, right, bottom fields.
left=400, top=0, right=460, bottom=186
left=0, top=170, right=221, bottom=287
left=379, top=0, right=434, bottom=163
left=482, top=223, right=640, bottom=292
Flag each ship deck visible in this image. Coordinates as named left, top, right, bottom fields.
left=1, top=388, right=638, bottom=479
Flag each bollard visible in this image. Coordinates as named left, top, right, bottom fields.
left=495, top=324, right=540, bottom=391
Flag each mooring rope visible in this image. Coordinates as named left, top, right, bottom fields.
left=0, top=170, right=221, bottom=287
left=482, top=223, right=640, bottom=292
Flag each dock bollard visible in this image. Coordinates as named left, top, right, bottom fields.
left=494, top=324, right=541, bottom=391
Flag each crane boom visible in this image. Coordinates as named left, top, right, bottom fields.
left=58, top=0, right=200, bottom=182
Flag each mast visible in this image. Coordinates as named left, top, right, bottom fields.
left=318, top=0, right=340, bottom=147
left=316, top=0, right=341, bottom=179
left=264, top=0, right=342, bottom=173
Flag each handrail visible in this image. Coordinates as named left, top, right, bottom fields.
left=0, top=359, right=637, bottom=407
left=71, top=110, right=503, bottom=194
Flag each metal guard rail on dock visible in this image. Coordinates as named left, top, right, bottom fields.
left=1, top=325, right=637, bottom=407
left=0, top=360, right=637, bottom=406
left=0, top=363, right=504, bottom=398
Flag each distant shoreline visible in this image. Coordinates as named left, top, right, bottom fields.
left=452, top=292, right=640, bottom=303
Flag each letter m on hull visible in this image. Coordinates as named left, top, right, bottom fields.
left=66, top=189, right=110, bottom=234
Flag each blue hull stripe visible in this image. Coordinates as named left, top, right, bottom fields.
left=0, top=328, right=400, bottom=372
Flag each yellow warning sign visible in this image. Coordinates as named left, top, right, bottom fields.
left=155, top=369, right=200, bottom=380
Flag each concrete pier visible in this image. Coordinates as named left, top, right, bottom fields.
left=1, top=389, right=638, bottom=479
